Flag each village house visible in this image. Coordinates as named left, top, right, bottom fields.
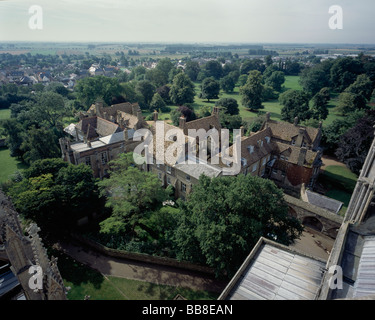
left=59, top=101, right=148, bottom=178
left=59, top=103, right=323, bottom=197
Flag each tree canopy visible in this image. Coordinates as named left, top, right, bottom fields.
left=239, top=70, right=264, bottom=111
left=169, top=73, right=195, bottom=106
left=173, top=174, right=303, bottom=277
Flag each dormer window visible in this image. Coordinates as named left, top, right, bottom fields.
left=247, top=145, right=254, bottom=154
left=291, top=139, right=296, bottom=146
left=265, top=136, right=271, bottom=144
left=241, top=158, right=247, bottom=167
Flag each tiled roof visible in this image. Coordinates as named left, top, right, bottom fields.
left=305, top=190, right=343, bottom=214
left=225, top=127, right=273, bottom=166
left=183, top=114, right=221, bottom=133
left=239, top=127, right=274, bottom=165
left=76, top=117, right=120, bottom=139
left=117, top=111, right=140, bottom=130
left=264, top=120, right=320, bottom=144
left=273, top=142, right=319, bottom=167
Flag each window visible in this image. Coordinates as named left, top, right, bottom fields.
left=280, top=155, right=285, bottom=161
left=158, top=172, right=162, bottom=180
left=252, top=163, right=258, bottom=173
left=302, top=142, right=307, bottom=148
left=291, top=139, right=296, bottom=146
left=262, top=158, right=267, bottom=166
left=167, top=176, right=171, bottom=185
left=241, top=158, right=247, bottom=167
left=247, top=145, right=254, bottom=154
left=265, top=136, right=271, bottom=144
left=101, top=152, right=108, bottom=165
left=272, top=169, right=278, bottom=175
left=85, top=156, right=91, bottom=166
left=181, top=182, right=186, bottom=193
left=186, top=175, right=191, bottom=182
left=166, top=166, right=172, bottom=174
left=267, top=155, right=271, bottom=162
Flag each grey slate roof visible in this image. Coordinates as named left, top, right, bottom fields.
left=175, top=159, right=222, bottom=180
left=305, top=190, right=343, bottom=214
left=219, top=238, right=326, bottom=300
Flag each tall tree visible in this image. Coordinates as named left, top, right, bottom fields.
left=310, top=87, right=330, bottom=120
left=220, top=75, right=236, bottom=93
left=75, top=75, right=124, bottom=107
left=200, top=77, right=220, bottom=102
left=335, top=110, right=375, bottom=175
left=215, top=98, right=239, bottom=115
left=203, top=60, right=223, bottom=80
left=97, top=153, right=169, bottom=236
left=265, top=71, right=285, bottom=92
left=239, top=70, right=264, bottom=111
left=279, top=89, right=311, bottom=123
left=169, top=73, right=195, bottom=106
left=135, top=80, right=155, bottom=109
left=185, top=60, right=201, bottom=81
left=174, top=174, right=303, bottom=277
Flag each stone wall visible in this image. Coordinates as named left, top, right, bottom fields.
left=72, top=234, right=215, bottom=275
left=284, top=194, right=343, bottom=239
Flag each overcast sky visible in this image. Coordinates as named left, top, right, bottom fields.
left=0, top=0, right=374, bottom=44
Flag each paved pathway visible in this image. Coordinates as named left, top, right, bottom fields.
left=321, top=155, right=347, bottom=171
left=57, top=240, right=227, bottom=293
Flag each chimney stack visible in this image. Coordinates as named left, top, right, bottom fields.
left=95, top=100, right=103, bottom=117
left=179, top=116, right=186, bottom=129
left=297, top=147, right=307, bottom=166
left=294, top=117, right=299, bottom=126
left=123, top=128, right=129, bottom=141
left=266, top=112, right=271, bottom=122
left=153, top=110, right=158, bottom=121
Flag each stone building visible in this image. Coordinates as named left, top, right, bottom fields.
left=60, top=101, right=148, bottom=178
left=60, top=103, right=323, bottom=196
left=220, top=131, right=375, bottom=301
left=0, top=191, right=67, bottom=300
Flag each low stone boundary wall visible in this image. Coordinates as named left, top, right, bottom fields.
left=71, top=234, right=215, bottom=275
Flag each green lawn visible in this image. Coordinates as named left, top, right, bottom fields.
left=0, top=147, right=29, bottom=183
left=318, top=165, right=358, bottom=216
left=0, top=108, right=29, bottom=182
left=149, top=75, right=344, bottom=127
left=53, top=249, right=218, bottom=300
